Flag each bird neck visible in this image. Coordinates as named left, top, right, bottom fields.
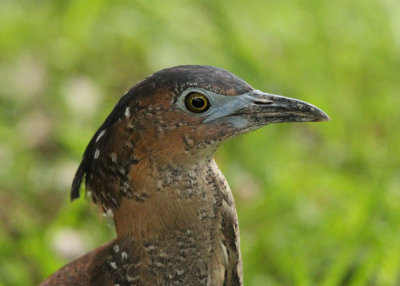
left=112, top=157, right=227, bottom=240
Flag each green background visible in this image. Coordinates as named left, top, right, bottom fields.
left=1, top=0, right=399, bottom=285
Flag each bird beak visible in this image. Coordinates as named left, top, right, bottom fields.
left=203, top=90, right=329, bottom=129
left=242, top=90, right=330, bottom=123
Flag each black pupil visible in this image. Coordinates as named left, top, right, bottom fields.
left=191, top=97, right=205, bottom=109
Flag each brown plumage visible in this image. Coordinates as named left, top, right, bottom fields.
left=41, top=65, right=329, bottom=286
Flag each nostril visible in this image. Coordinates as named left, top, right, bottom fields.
left=253, top=99, right=273, bottom=105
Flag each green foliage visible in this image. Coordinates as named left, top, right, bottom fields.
left=0, top=0, right=399, bottom=285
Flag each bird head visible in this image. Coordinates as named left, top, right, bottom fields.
left=71, top=65, right=329, bottom=208
left=122, top=66, right=328, bottom=160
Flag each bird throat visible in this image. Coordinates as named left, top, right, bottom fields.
left=112, top=158, right=228, bottom=240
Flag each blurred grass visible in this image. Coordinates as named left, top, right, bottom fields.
left=0, top=0, right=399, bottom=285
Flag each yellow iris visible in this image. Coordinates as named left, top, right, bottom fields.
left=185, top=92, right=210, bottom=113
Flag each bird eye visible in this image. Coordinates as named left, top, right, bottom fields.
left=185, top=92, right=210, bottom=113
